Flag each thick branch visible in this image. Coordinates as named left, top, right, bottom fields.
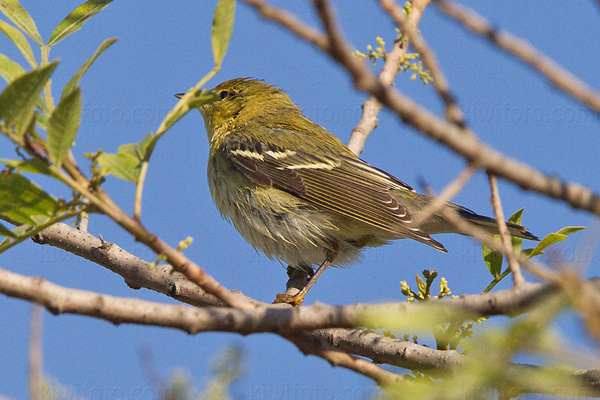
left=1, top=263, right=576, bottom=334
left=32, top=223, right=259, bottom=308
left=3, top=267, right=598, bottom=394
left=33, top=223, right=578, bottom=319
left=289, top=332, right=405, bottom=386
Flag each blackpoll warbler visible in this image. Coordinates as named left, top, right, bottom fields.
left=179, top=78, right=537, bottom=305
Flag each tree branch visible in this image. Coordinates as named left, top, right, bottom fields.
left=1, top=263, right=578, bottom=334
left=348, top=0, right=433, bottom=154
left=289, top=332, right=405, bottom=386
left=32, top=223, right=579, bottom=318
left=241, top=0, right=600, bottom=217
left=378, top=0, right=466, bottom=128
left=7, top=269, right=596, bottom=395
left=8, top=222, right=600, bottom=393
left=488, top=174, right=524, bottom=286
left=31, top=223, right=259, bottom=308
left=28, top=305, right=43, bottom=400
left=434, top=0, right=600, bottom=117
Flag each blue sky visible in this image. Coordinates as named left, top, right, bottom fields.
left=1, top=1, right=599, bottom=398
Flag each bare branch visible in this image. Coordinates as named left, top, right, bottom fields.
left=3, top=249, right=596, bottom=336
left=414, top=164, right=476, bottom=227
left=32, top=223, right=259, bottom=308
left=289, top=333, right=405, bottom=386
left=295, top=329, right=600, bottom=396
left=242, top=0, right=600, bottom=217
left=488, top=174, right=524, bottom=286
left=7, top=230, right=600, bottom=390
left=310, top=328, right=464, bottom=370
left=348, top=0, right=433, bottom=154
left=435, top=0, right=600, bottom=117
left=441, top=207, right=559, bottom=283
left=242, top=0, right=329, bottom=51
left=28, top=305, right=43, bottom=400
left=379, top=0, right=466, bottom=128
left=32, top=223, right=575, bottom=318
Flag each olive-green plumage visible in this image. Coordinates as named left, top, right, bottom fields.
left=194, top=78, right=537, bottom=270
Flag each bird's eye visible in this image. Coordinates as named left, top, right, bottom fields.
left=218, top=90, right=231, bottom=100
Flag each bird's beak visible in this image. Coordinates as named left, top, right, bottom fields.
left=174, top=93, right=184, bottom=99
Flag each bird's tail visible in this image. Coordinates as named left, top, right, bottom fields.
left=455, top=207, right=539, bottom=240
left=418, top=200, right=539, bottom=241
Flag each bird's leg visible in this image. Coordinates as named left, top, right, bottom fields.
left=274, top=247, right=337, bottom=306
left=283, top=265, right=312, bottom=297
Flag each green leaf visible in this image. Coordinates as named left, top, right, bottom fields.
left=508, top=208, right=524, bottom=255
left=35, top=110, right=48, bottom=130
left=526, top=226, right=584, bottom=258
left=118, top=132, right=154, bottom=161
left=211, top=0, right=235, bottom=67
left=0, top=61, right=58, bottom=130
left=482, top=235, right=503, bottom=279
left=96, top=133, right=156, bottom=182
left=0, top=222, right=16, bottom=238
left=0, top=53, right=25, bottom=83
left=556, top=226, right=585, bottom=236
left=415, top=273, right=426, bottom=296
left=0, top=18, right=36, bottom=67
left=96, top=152, right=141, bottom=183
left=0, top=0, right=43, bottom=45
left=187, top=89, right=220, bottom=109
left=0, top=171, right=59, bottom=225
left=160, top=90, right=219, bottom=141
left=507, top=208, right=524, bottom=225
left=61, top=37, right=117, bottom=100
left=528, top=233, right=568, bottom=258
left=47, top=87, right=82, bottom=165
left=522, top=248, right=535, bottom=257
left=0, top=158, right=53, bottom=175
left=48, top=0, right=113, bottom=46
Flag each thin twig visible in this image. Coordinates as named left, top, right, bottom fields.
left=435, top=0, right=600, bottom=116
left=348, top=0, right=433, bottom=154
left=488, top=174, right=524, bottom=286
left=28, top=305, right=43, bottom=400
left=77, top=211, right=89, bottom=232
left=379, top=0, right=466, bottom=128
left=133, top=161, right=149, bottom=221
left=414, top=164, right=476, bottom=227
left=243, top=0, right=329, bottom=51
left=441, top=207, right=558, bottom=284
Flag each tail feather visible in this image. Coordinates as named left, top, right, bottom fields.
left=457, top=208, right=539, bottom=241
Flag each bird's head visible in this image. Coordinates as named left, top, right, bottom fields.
left=177, top=78, right=301, bottom=141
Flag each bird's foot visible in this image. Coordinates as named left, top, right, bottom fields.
left=273, top=292, right=306, bottom=306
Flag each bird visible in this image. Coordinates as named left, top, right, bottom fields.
left=177, top=78, right=538, bottom=305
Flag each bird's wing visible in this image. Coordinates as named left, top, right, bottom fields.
left=220, top=127, right=447, bottom=252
